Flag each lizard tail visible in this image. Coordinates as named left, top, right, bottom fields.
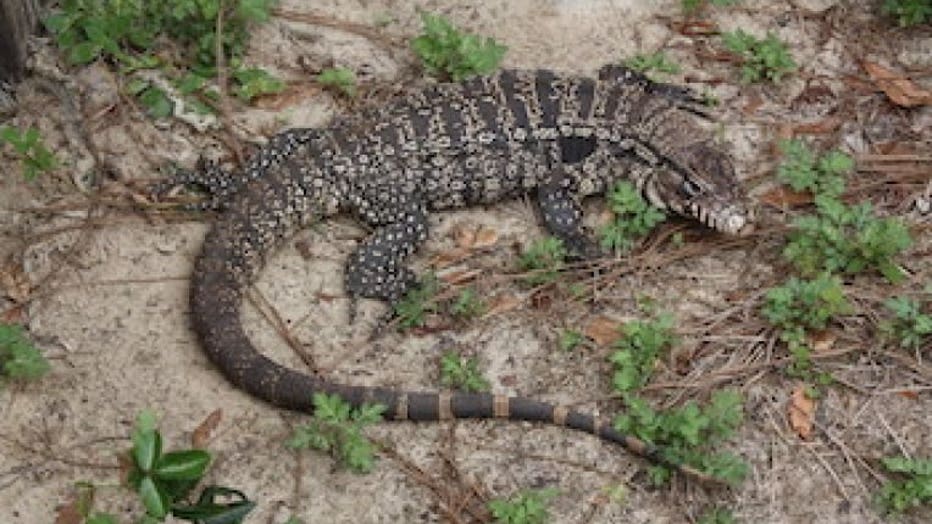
left=190, top=183, right=715, bottom=483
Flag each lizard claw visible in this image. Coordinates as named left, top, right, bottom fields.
left=367, top=308, right=397, bottom=342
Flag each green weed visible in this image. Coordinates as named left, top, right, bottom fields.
left=559, top=329, right=585, bottom=352
left=394, top=274, right=440, bottom=329
left=440, top=351, right=490, bottom=392
left=762, top=274, right=849, bottom=382
left=451, top=287, right=486, bottom=319
left=609, top=314, right=676, bottom=393
left=882, top=0, right=932, bottom=26
left=614, top=391, right=747, bottom=485
left=623, top=52, right=681, bottom=77
left=875, top=456, right=932, bottom=514
left=44, top=0, right=282, bottom=114
left=698, top=507, right=737, bottom=524
left=0, top=323, right=50, bottom=384
left=608, top=314, right=746, bottom=485
left=86, top=513, right=118, bottom=524
left=0, top=125, right=57, bottom=180
left=784, top=195, right=912, bottom=283
left=599, top=180, right=667, bottom=254
left=411, top=12, right=507, bottom=81
left=881, top=296, right=932, bottom=350
left=287, top=393, right=385, bottom=473
left=776, top=139, right=852, bottom=199
left=488, top=488, right=557, bottom=524
left=721, top=29, right=796, bottom=83
left=317, top=67, right=358, bottom=98
left=682, top=0, right=740, bottom=12
left=518, top=237, right=568, bottom=286
left=232, top=67, right=285, bottom=101
left=126, top=410, right=255, bottom=522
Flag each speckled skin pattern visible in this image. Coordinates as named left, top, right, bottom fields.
left=187, top=65, right=752, bottom=480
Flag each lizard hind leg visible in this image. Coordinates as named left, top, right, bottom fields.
left=152, top=158, right=244, bottom=212
left=344, top=201, right=430, bottom=327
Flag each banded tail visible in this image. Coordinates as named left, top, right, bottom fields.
left=189, top=174, right=718, bottom=484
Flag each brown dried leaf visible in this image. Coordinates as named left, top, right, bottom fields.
left=759, top=186, right=813, bottom=207
left=742, top=93, right=764, bottom=115
left=584, top=315, right=621, bottom=346
left=191, top=409, right=223, bottom=448
left=118, top=450, right=135, bottom=484
left=429, top=248, right=470, bottom=269
left=788, top=385, right=816, bottom=440
left=896, top=390, right=919, bottom=400
left=454, top=225, right=476, bottom=248
left=253, top=83, right=320, bottom=111
left=674, top=20, right=718, bottom=36
left=472, top=227, right=499, bottom=249
left=54, top=496, right=84, bottom=524
left=438, top=268, right=482, bottom=285
left=454, top=224, right=499, bottom=249
left=809, top=330, right=836, bottom=353
left=1, top=305, right=24, bottom=324
left=0, top=262, right=32, bottom=303
left=863, top=61, right=932, bottom=108
left=793, top=117, right=842, bottom=135
left=485, top=294, right=521, bottom=316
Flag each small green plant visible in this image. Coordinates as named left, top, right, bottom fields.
left=86, top=513, right=118, bottom=524
left=287, top=393, right=385, bottom=473
left=559, top=329, right=585, bottom=352
left=875, top=455, right=932, bottom=515
left=45, top=0, right=276, bottom=68
left=317, top=67, right=358, bottom=98
left=411, top=12, right=507, bottom=81
left=394, top=274, right=440, bottom=329
left=609, top=314, right=676, bottom=393
left=518, top=237, right=568, bottom=286
left=721, top=29, right=796, bottom=83
left=451, top=287, right=486, bottom=319
left=784, top=195, right=912, bottom=283
left=599, top=180, right=666, bottom=253
left=777, top=140, right=853, bottom=199
left=0, top=323, right=50, bottom=384
left=614, top=391, right=747, bottom=485
left=682, top=0, right=740, bottom=12
left=608, top=314, right=746, bottom=485
left=882, top=0, right=932, bottom=26
left=762, top=274, right=850, bottom=381
left=125, top=79, right=175, bottom=118
left=0, top=125, right=57, bottom=180
left=232, top=67, right=285, bottom=101
left=698, top=506, right=737, bottom=524
left=881, top=296, right=932, bottom=350
left=44, top=0, right=282, bottom=114
left=439, top=351, right=490, bottom=392
left=623, top=52, right=680, bottom=77
left=488, top=488, right=557, bottom=524
left=126, top=410, right=255, bottom=522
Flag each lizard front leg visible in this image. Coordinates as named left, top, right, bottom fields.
left=536, top=172, right=603, bottom=260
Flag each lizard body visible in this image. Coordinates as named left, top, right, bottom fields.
left=184, top=65, right=753, bottom=480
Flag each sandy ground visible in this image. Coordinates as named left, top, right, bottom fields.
left=1, top=0, right=931, bottom=523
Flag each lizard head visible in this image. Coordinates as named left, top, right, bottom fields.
left=646, top=141, right=754, bottom=236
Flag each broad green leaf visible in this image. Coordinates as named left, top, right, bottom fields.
left=138, top=476, right=169, bottom=518
left=153, top=449, right=211, bottom=480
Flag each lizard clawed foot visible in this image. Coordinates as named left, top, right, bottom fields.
left=367, top=308, right=398, bottom=342
left=346, top=295, right=398, bottom=342
left=560, top=233, right=607, bottom=263
left=149, top=159, right=234, bottom=212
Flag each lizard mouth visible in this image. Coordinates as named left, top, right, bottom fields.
left=689, top=201, right=755, bottom=236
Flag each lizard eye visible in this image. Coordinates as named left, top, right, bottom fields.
left=680, top=178, right=701, bottom=198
